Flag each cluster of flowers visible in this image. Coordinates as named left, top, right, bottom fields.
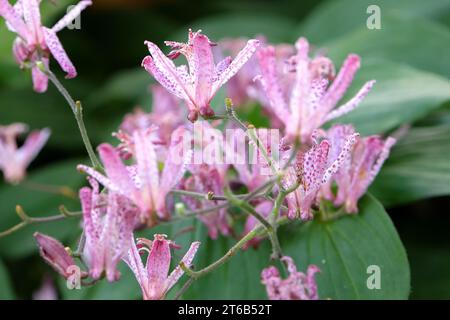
left=0, top=1, right=396, bottom=300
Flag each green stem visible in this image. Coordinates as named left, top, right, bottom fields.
left=0, top=206, right=82, bottom=238
left=44, top=67, right=101, bottom=170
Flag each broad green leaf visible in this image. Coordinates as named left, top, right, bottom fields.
left=371, top=125, right=450, bottom=206
left=282, top=194, right=410, bottom=299
left=295, top=0, right=450, bottom=46
left=0, top=160, right=86, bottom=258
left=155, top=195, right=408, bottom=300
left=0, top=259, right=14, bottom=299
left=330, top=59, right=450, bottom=135
left=324, top=14, right=450, bottom=77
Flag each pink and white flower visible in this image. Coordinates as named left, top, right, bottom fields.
left=255, top=37, right=375, bottom=143
left=261, top=256, right=320, bottom=300
left=142, top=30, right=260, bottom=122
left=79, top=178, right=138, bottom=282
left=283, top=132, right=358, bottom=220
left=322, top=124, right=396, bottom=213
left=0, top=123, right=50, bottom=183
left=78, top=126, right=191, bottom=225
left=0, top=0, right=92, bottom=92
left=123, top=234, right=200, bottom=300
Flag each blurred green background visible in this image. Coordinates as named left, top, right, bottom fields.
left=0, top=0, right=450, bottom=299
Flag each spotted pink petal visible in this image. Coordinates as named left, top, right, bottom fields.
left=0, top=0, right=31, bottom=42
left=42, top=27, right=77, bottom=79
left=193, top=32, right=214, bottom=114
left=288, top=38, right=311, bottom=140
left=123, top=236, right=149, bottom=298
left=51, top=0, right=92, bottom=33
left=255, top=46, right=289, bottom=122
left=22, top=0, right=43, bottom=44
left=145, top=235, right=171, bottom=300
left=212, top=39, right=260, bottom=94
left=166, top=241, right=200, bottom=292
left=98, top=143, right=137, bottom=196
left=325, top=80, right=376, bottom=122
left=143, top=41, right=192, bottom=102
left=320, top=54, right=361, bottom=113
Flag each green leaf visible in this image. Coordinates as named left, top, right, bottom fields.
left=0, top=159, right=86, bottom=258
left=295, top=0, right=450, bottom=45
left=323, top=14, right=450, bottom=77
left=282, top=195, right=410, bottom=299
left=0, top=259, right=15, bottom=299
left=330, top=59, right=450, bottom=135
left=371, top=125, right=450, bottom=206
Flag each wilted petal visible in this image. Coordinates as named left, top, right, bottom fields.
left=34, top=232, right=79, bottom=279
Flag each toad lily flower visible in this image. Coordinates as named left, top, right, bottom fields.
left=255, top=37, right=375, bottom=144
left=34, top=232, right=87, bottom=281
left=322, top=124, right=396, bottom=213
left=78, top=126, right=191, bottom=225
left=0, top=0, right=92, bottom=92
left=123, top=234, right=200, bottom=300
left=0, top=123, right=50, bottom=183
left=261, top=256, right=320, bottom=300
left=283, top=132, right=359, bottom=220
left=79, top=178, right=138, bottom=282
left=142, top=30, right=260, bottom=122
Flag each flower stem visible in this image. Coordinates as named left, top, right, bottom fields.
left=0, top=205, right=82, bottom=238
left=44, top=68, right=101, bottom=170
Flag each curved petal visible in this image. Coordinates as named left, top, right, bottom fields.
left=42, top=27, right=77, bottom=78
left=166, top=241, right=200, bottom=292
left=0, top=0, right=31, bottom=41
left=212, top=39, right=260, bottom=94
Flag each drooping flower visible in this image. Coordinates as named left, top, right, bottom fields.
left=123, top=234, right=200, bottom=300
left=78, top=126, right=191, bottom=225
left=283, top=132, right=358, bottom=220
left=255, top=37, right=375, bottom=144
left=0, top=123, right=50, bottom=183
left=79, top=178, right=138, bottom=282
left=0, top=0, right=92, bottom=92
left=34, top=232, right=87, bottom=280
left=180, top=164, right=231, bottom=239
left=142, top=29, right=260, bottom=122
left=261, top=256, right=320, bottom=300
left=322, top=124, right=396, bottom=213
